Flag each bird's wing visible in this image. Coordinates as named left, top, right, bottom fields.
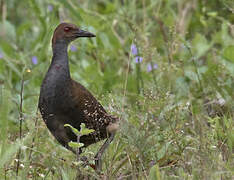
left=69, top=80, right=115, bottom=130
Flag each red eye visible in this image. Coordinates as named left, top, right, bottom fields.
left=64, top=27, right=70, bottom=32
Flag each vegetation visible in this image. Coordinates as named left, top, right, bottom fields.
left=0, top=0, right=233, bottom=179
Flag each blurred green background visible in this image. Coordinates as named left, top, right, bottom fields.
left=0, top=0, right=233, bottom=179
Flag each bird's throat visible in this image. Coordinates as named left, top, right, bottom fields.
left=51, top=41, right=70, bottom=78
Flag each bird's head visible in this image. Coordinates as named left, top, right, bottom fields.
left=52, top=22, right=95, bottom=48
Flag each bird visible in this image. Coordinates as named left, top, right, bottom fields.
left=38, top=22, right=119, bottom=171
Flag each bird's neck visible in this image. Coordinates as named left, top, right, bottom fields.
left=51, top=41, right=70, bottom=77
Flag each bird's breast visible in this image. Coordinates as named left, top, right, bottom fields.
left=39, top=70, right=72, bottom=115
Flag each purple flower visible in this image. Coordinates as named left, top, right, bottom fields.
left=147, top=63, right=158, bottom=72
left=135, top=56, right=143, bottom=63
left=48, top=4, right=53, bottom=12
left=70, top=45, right=77, bottom=52
left=32, top=56, right=38, bottom=65
left=153, top=64, right=158, bottom=69
left=0, top=52, right=3, bottom=59
left=131, top=44, right=138, bottom=55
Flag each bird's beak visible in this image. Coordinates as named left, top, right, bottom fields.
left=74, top=29, right=96, bottom=38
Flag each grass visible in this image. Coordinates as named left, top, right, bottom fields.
left=0, top=0, right=233, bottom=179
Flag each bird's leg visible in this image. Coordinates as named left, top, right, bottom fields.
left=95, top=133, right=115, bottom=172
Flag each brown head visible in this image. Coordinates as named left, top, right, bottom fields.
left=52, top=22, right=95, bottom=49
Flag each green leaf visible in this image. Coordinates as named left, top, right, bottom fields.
left=80, top=123, right=86, bottom=130
left=68, top=142, right=84, bottom=148
left=223, top=45, right=234, bottom=62
left=207, top=12, right=218, bottom=17
left=157, top=141, right=171, bottom=160
left=81, top=128, right=95, bottom=135
left=149, top=164, right=161, bottom=180
left=80, top=123, right=95, bottom=135
left=64, top=124, right=80, bottom=135
left=0, top=21, right=16, bottom=42
left=175, top=77, right=189, bottom=97
left=99, top=33, right=112, bottom=49
left=58, top=0, right=83, bottom=21
left=0, top=40, right=18, bottom=59
left=192, top=33, right=211, bottom=58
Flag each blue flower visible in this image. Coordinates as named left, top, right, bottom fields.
left=70, top=45, right=77, bottom=52
left=32, top=56, right=38, bottom=65
left=131, top=44, right=138, bottom=55
left=135, top=56, right=143, bottom=63
left=147, top=63, right=158, bottom=72
left=48, top=4, right=53, bottom=12
left=0, top=52, right=3, bottom=59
